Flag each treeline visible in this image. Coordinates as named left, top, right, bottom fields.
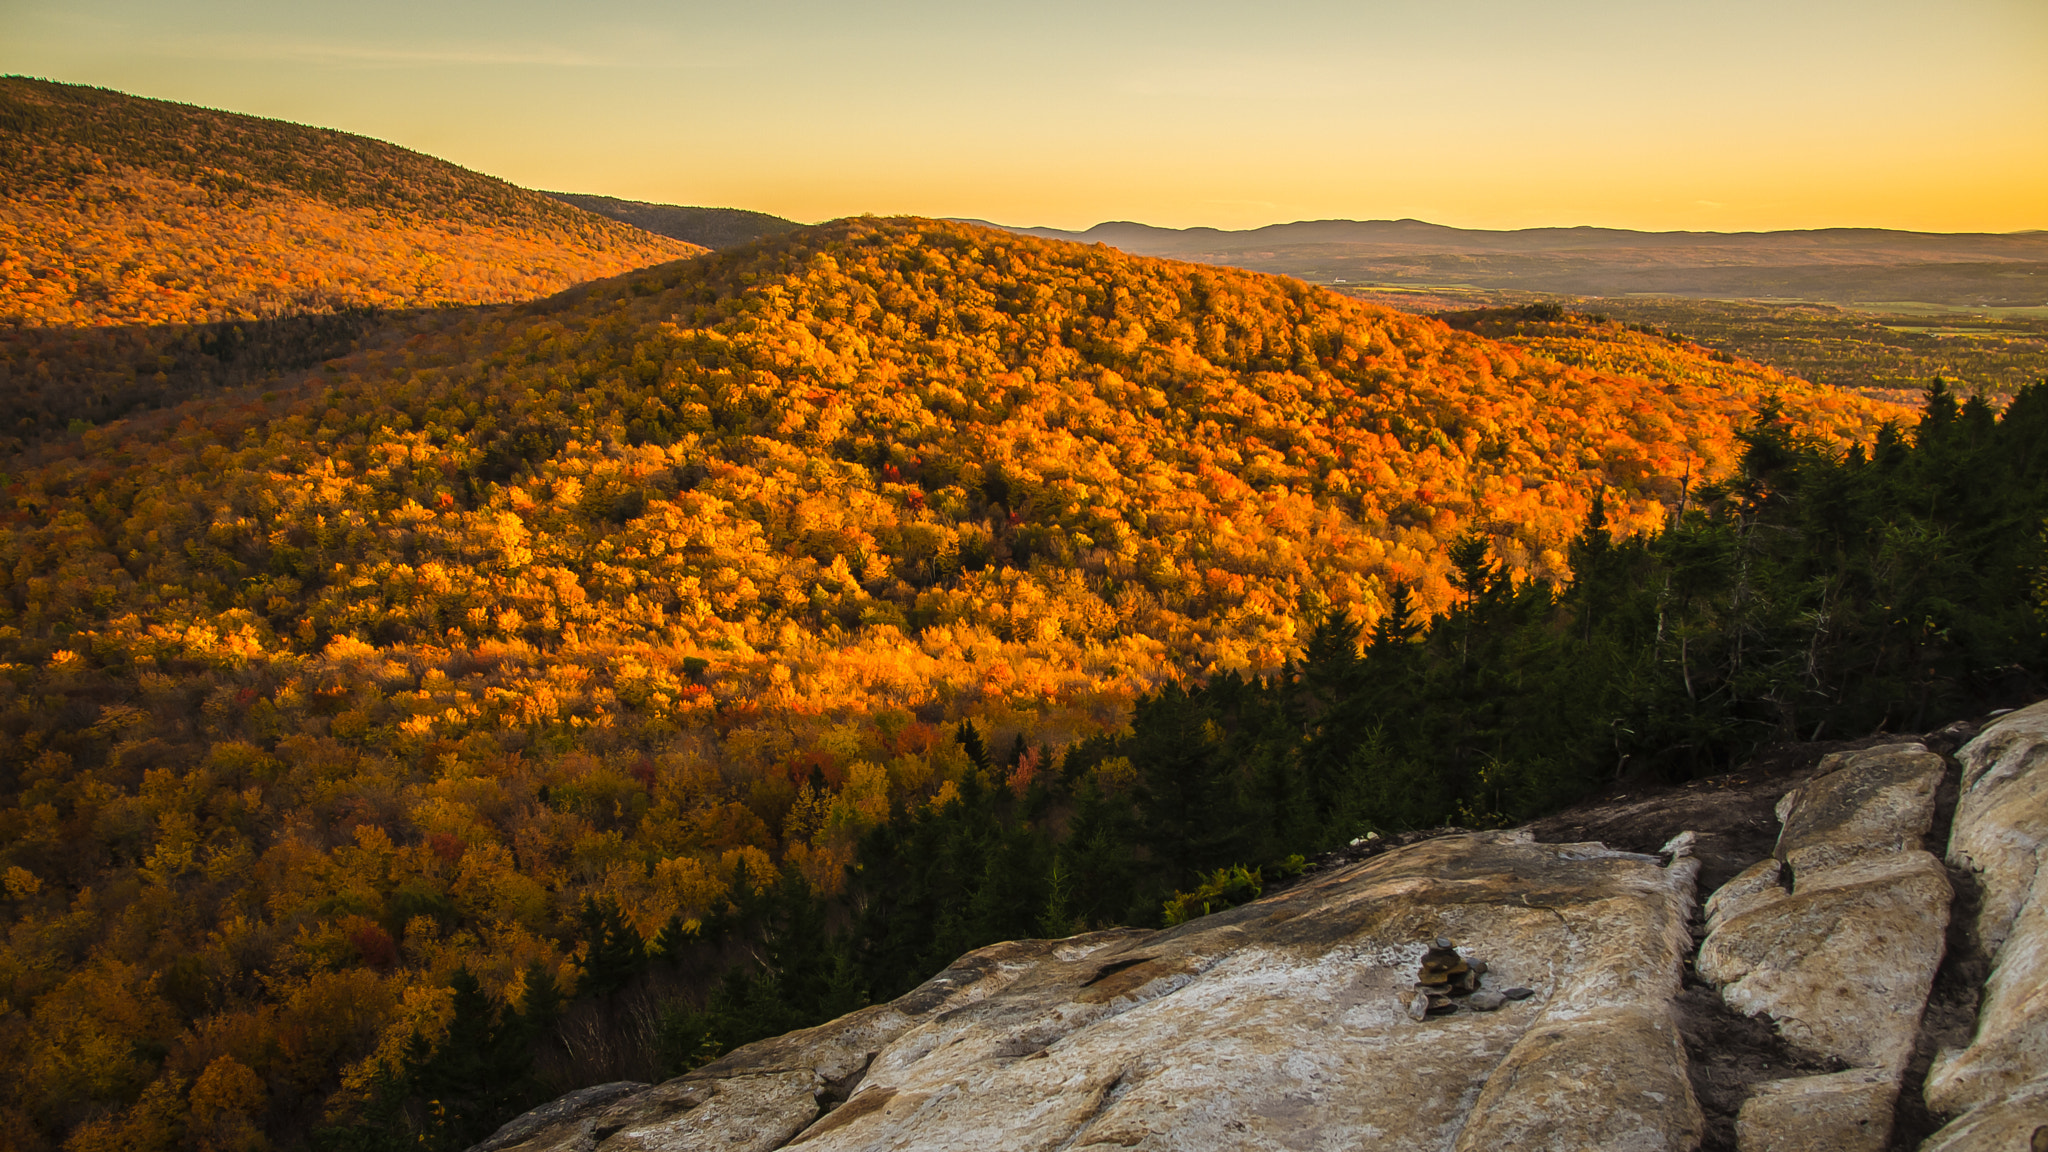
left=0, top=77, right=663, bottom=232
left=335, top=379, right=2046, bottom=1149
left=851, top=378, right=2045, bottom=951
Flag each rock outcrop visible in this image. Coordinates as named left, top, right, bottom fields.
left=482, top=708, right=2048, bottom=1151
left=479, top=831, right=1702, bottom=1152
left=1695, top=743, right=1952, bottom=1150
left=1923, top=702, right=2048, bottom=1149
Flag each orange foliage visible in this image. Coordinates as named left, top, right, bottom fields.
left=0, top=78, right=701, bottom=328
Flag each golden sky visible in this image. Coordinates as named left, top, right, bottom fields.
left=5, top=0, right=2045, bottom=233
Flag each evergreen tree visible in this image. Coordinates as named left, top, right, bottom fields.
left=574, top=896, right=647, bottom=1000
left=410, top=968, right=534, bottom=1151
left=648, top=914, right=695, bottom=963
left=958, top=720, right=993, bottom=774
left=512, top=959, right=563, bottom=1043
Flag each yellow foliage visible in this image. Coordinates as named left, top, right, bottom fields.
left=2, top=866, right=39, bottom=899
left=718, top=846, right=776, bottom=894
left=187, top=1056, right=269, bottom=1152
left=650, top=855, right=725, bottom=927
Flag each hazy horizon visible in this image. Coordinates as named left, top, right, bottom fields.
left=3, top=0, right=2044, bottom=234
left=962, top=216, right=2048, bottom=238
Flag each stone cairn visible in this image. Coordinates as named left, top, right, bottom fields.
left=1407, top=937, right=1534, bottom=1021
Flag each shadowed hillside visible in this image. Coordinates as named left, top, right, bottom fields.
left=548, top=194, right=803, bottom=251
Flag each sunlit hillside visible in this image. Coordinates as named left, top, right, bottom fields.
left=0, top=78, right=704, bottom=328
left=0, top=216, right=1912, bottom=1147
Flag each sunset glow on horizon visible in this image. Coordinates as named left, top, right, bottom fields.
left=3, top=0, right=2044, bottom=234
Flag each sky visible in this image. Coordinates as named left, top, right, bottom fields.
left=3, top=0, right=2045, bottom=233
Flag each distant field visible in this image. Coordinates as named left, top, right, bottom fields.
left=1339, top=286, right=2048, bottom=402
left=988, top=218, right=2048, bottom=310
left=1850, top=301, right=2048, bottom=320
left=979, top=216, right=2048, bottom=401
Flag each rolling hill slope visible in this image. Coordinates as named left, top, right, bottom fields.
left=0, top=77, right=705, bottom=327
left=0, top=216, right=1916, bottom=1148
left=0, top=216, right=1905, bottom=713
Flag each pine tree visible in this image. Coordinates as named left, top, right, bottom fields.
left=516, top=959, right=563, bottom=1032
left=410, top=968, right=533, bottom=1151
left=574, top=897, right=646, bottom=1000
left=648, top=914, right=695, bottom=963
left=958, top=720, right=992, bottom=774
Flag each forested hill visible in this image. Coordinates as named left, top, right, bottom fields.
left=0, top=217, right=1915, bottom=1149
left=0, top=78, right=704, bottom=327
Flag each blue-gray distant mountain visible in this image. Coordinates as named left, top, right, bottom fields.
left=550, top=193, right=803, bottom=250
left=953, top=218, right=2048, bottom=308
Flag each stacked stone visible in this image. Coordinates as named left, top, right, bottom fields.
left=1406, top=937, right=1533, bottom=1020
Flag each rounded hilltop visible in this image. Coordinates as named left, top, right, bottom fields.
left=0, top=77, right=704, bottom=328
left=0, top=212, right=1908, bottom=750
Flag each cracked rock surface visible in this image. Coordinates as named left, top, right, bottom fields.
left=1695, top=741, right=1951, bottom=1151
left=1697, top=741, right=1951, bottom=1072
left=474, top=829, right=1703, bottom=1152
left=1923, top=701, right=2048, bottom=1149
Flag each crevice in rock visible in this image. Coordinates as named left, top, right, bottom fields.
left=1673, top=734, right=1994, bottom=1152
left=1080, top=956, right=1156, bottom=987
left=1885, top=862, right=1985, bottom=1148
left=784, top=1085, right=896, bottom=1147
left=1885, top=744, right=1987, bottom=1150
left=1675, top=969, right=1848, bottom=1152
left=817, top=1051, right=875, bottom=1111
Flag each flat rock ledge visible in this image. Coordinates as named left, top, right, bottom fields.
left=475, top=829, right=1703, bottom=1152
left=481, top=708, right=2048, bottom=1151
left=1923, top=701, right=2048, bottom=1150
left=1697, top=741, right=1952, bottom=1152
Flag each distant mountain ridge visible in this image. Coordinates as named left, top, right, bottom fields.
left=548, top=193, right=803, bottom=250
left=968, top=217, right=2048, bottom=258
left=956, top=217, right=2048, bottom=307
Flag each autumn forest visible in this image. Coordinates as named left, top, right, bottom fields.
left=1, top=77, right=2043, bottom=1152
